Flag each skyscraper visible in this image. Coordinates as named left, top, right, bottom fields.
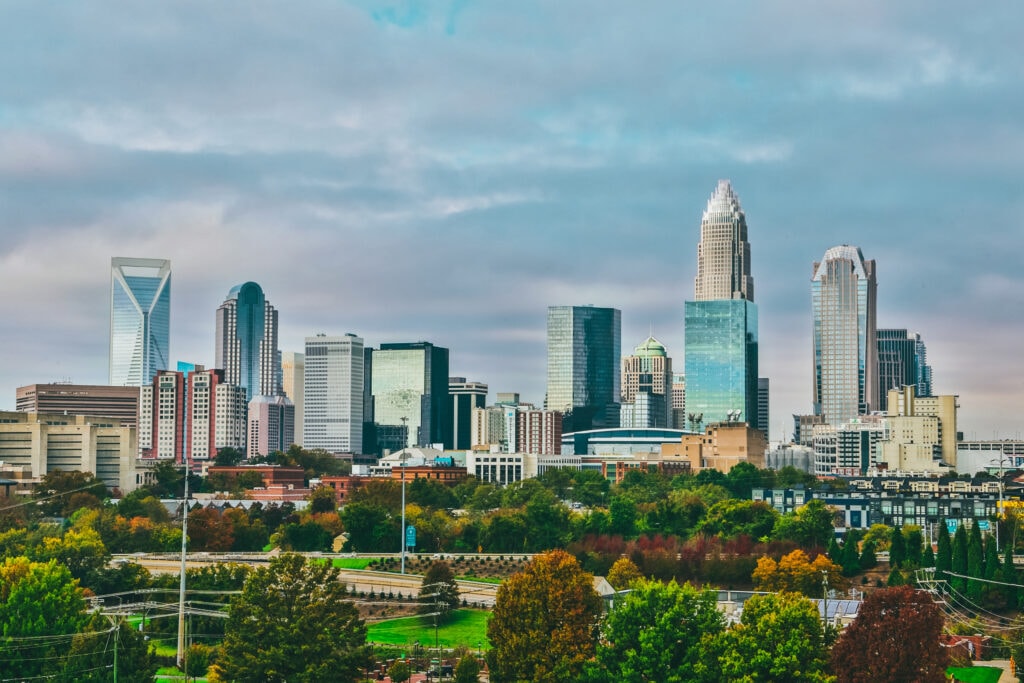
left=369, top=342, right=450, bottom=448
left=109, top=257, right=171, bottom=386
left=812, top=245, right=878, bottom=425
left=448, top=378, right=488, bottom=450
left=281, top=352, right=305, bottom=445
left=545, top=305, right=621, bottom=432
left=215, top=282, right=281, bottom=402
left=620, top=336, right=672, bottom=428
left=304, top=334, right=363, bottom=454
left=684, top=181, right=758, bottom=427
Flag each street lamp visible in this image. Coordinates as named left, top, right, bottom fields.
left=400, top=417, right=409, bottom=575
left=991, top=455, right=1009, bottom=551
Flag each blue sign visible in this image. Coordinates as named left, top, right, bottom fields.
left=405, top=525, right=416, bottom=548
left=946, top=519, right=959, bottom=534
left=977, top=520, right=990, bottom=531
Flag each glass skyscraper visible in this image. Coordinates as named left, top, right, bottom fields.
left=683, top=181, right=758, bottom=428
left=109, top=257, right=171, bottom=386
left=215, top=282, right=280, bottom=403
left=369, top=342, right=449, bottom=448
left=812, top=245, right=877, bottom=425
left=545, top=305, right=621, bottom=432
left=303, top=334, right=363, bottom=454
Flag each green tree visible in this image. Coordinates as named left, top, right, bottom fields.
left=64, top=614, right=159, bottom=683
left=592, top=580, right=724, bottom=683
left=33, top=469, right=107, bottom=517
left=340, top=501, right=396, bottom=552
left=773, top=499, right=835, bottom=548
left=1002, top=543, right=1018, bottom=607
left=936, top=527, right=952, bottom=579
left=888, top=526, right=906, bottom=569
left=704, top=591, right=830, bottom=682
left=831, top=586, right=948, bottom=683
left=724, top=461, right=763, bottom=499
left=952, top=524, right=969, bottom=592
left=419, top=560, right=460, bottom=622
left=696, top=499, right=778, bottom=539
left=967, top=522, right=985, bottom=600
left=214, top=446, right=246, bottom=466
left=0, top=557, right=89, bottom=680
left=859, top=539, right=878, bottom=570
left=221, top=553, right=370, bottom=682
left=609, top=496, right=638, bottom=537
left=388, top=660, right=412, bottom=682
left=903, top=526, right=924, bottom=567
left=523, top=489, right=571, bottom=550
left=839, top=537, right=860, bottom=577
left=453, top=654, right=482, bottom=683
left=308, top=485, right=337, bottom=514
left=922, top=539, right=935, bottom=568
left=487, top=550, right=602, bottom=683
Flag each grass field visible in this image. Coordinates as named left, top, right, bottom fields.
left=367, top=609, right=490, bottom=649
left=947, top=666, right=1004, bottom=683
left=457, top=575, right=502, bottom=584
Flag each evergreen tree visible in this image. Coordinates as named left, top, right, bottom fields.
left=952, top=525, right=969, bottom=592
left=936, top=528, right=952, bottom=579
left=860, top=539, right=878, bottom=570
left=828, top=538, right=843, bottom=565
left=1002, top=543, right=1018, bottom=607
left=889, top=526, right=906, bottom=569
left=840, top=538, right=860, bottom=577
left=904, top=527, right=924, bottom=567
left=967, top=523, right=984, bottom=601
left=984, top=534, right=1001, bottom=607
left=886, top=566, right=905, bottom=586
left=922, top=541, right=935, bottom=568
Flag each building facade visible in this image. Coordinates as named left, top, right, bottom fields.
left=812, top=245, right=878, bottom=425
left=757, top=377, right=770, bottom=437
left=187, top=369, right=247, bottom=461
left=693, top=180, right=754, bottom=301
left=661, top=421, right=767, bottom=472
left=369, top=342, right=449, bottom=449
left=247, top=395, right=295, bottom=457
left=877, top=329, right=933, bottom=409
left=16, top=384, right=140, bottom=428
left=281, top=351, right=304, bottom=446
left=0, top=411, right=140, bottom=492
left=515, top=409, right=563, bottom=455
left=449, top=378, right=488, bottom=450
left=109, top=257, right=171, bottom=387
left=215, top=282, right=281, bottom=402
left=303, top=334, right=363, bottom=454
left=621, top=336, right=672, bottom=428
left=545, top=305, right=621, bottom=432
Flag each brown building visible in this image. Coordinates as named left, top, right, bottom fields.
left=661, top=421, right=766, bottom=472
left=320, top=475, right=365, bottom=505
left=581, top=452, right=691, bottom=483
left=387, top=466, right=468, bottom=485
left=516, top=410, right=563, bottom=455
left=17, top=384, right=140, bottom=428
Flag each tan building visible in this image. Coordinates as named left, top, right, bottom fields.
left=16, top=383, right=140, bottom=428
left=621, top=337, right=673, bottom=428
left=0, top=410, right=140, bottom=492
left=661, top=421, right=766, bottom=472
left=886, top=386, right=958, bottom=466
left=281, top=351, right=304, bottom=446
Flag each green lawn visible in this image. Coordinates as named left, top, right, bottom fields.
left=457, top=575, right=502, bottom=584
left=367, top=609, right=490, bottom=650
left=947, top=666, right=1004, bottom=683
left=333, top=557, right=374, bottom=569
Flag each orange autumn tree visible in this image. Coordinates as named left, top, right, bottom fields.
left=752, top=548, right=846, bottom=597
left=486, top=549, right=602, bottom=682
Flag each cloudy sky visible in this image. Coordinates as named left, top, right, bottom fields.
left=2, top=2, right=1022, bottom=441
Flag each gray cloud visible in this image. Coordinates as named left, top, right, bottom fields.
left=1, top=1, right=1022, bottom=440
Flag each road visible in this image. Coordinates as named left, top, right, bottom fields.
left=124, top=554, right=500, bottom=607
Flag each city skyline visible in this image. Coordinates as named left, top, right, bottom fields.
left=2, top=4, right=1022, bottom=441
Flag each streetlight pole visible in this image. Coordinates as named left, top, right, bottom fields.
left=821, top=570, right=829, bottom=638
left=400, top=416, right=408, bottom=575
left=176, top=463, right=190, bottom=669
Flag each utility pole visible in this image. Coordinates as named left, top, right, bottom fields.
left=821, top=570, right=829, bottom=638
left=113, top=619, right=118, bottom=683
left=176, top=465, right=190, bottom=669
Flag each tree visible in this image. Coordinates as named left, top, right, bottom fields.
left=889, top=525, right=906, bottom=568
left=859, top=539, right=878, bottom=570
left=952, top=524, right=969, bottom=591
left=704, top=592, right=830, bottom=682
left=214, top=446, right=246, bottom=466
left=609, top=496, right=638, bottom=537
left=0, top=557, right=89, bottom=680
left=419, top=560, right=460, bottom=622
left=221, top=553, right=370, bottom=682
left=967, top=522, right=985, bottom=600
left=388, top=660, right=412, bottom=682
left=64, top=613, right=158, bottom=683
left=936, top=527, right=952, bottom=579
left=752, top=549, right=845, bottom=597
left=839, top=537, right=860, bottom=576
left=606, top=557, right=642, bottom=590
left=773, top=499, right=835, bottom=548
left=591, top=580, right=724, bottom=683
left=453, top=654, right=482, bottom=683
left=33, top=469, right=107, bottom=517
left=904, top=526, right=924, bottom=567
left=308, top=485, right=337, bottom=514
left=696, top=499, right=778, bottom=539
left=724, top=461, right=763, bottom=499
left=487, top=550, right=602, bottom=683
left=831, top=585, right=948, bottom=683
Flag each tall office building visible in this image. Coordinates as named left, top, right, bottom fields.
left=247, top=395, right=295, bottom=458
left=17, top=383, right=140, bottom=428
left=545, top=305, right=621, bottom=433
left=671, top=374, right=686, bottom=430
left=215, top=282, right=281, bottom=402
left=109, top=257, right=171, bottom=386
left=303, top=334, right=363, bottom=454
left=757, top=377, right=770, bottom=437
left=684, top=181, right=758, bottom=427
left=620, top=336, right=672, bottom=428
left=369, top=342, right=450, bottom=448
left=694, top=180, right=754, bottom=302
left=281, top=352, right=305, bottom=446
left=812, top=245, right=878, bottom=425
left=877, top=329, right=931, bottom=409
left=449, top=378, right=488, bottom=450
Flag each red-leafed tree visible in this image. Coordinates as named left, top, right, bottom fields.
left=831, top=585, right=948, bottom=683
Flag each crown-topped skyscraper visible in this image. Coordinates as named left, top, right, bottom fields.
left=684, top=181, right=759, bottom=430
left=694, top=180, right=754, bottom=302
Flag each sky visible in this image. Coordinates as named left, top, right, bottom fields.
left=2, top=2, right=1022, bottom=442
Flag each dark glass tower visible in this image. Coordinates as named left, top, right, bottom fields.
left=545, top=305, right=621, bottom=432
left=369, top=342, right=450, bottom=448
left=215, top=282, right=281, bottom=403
